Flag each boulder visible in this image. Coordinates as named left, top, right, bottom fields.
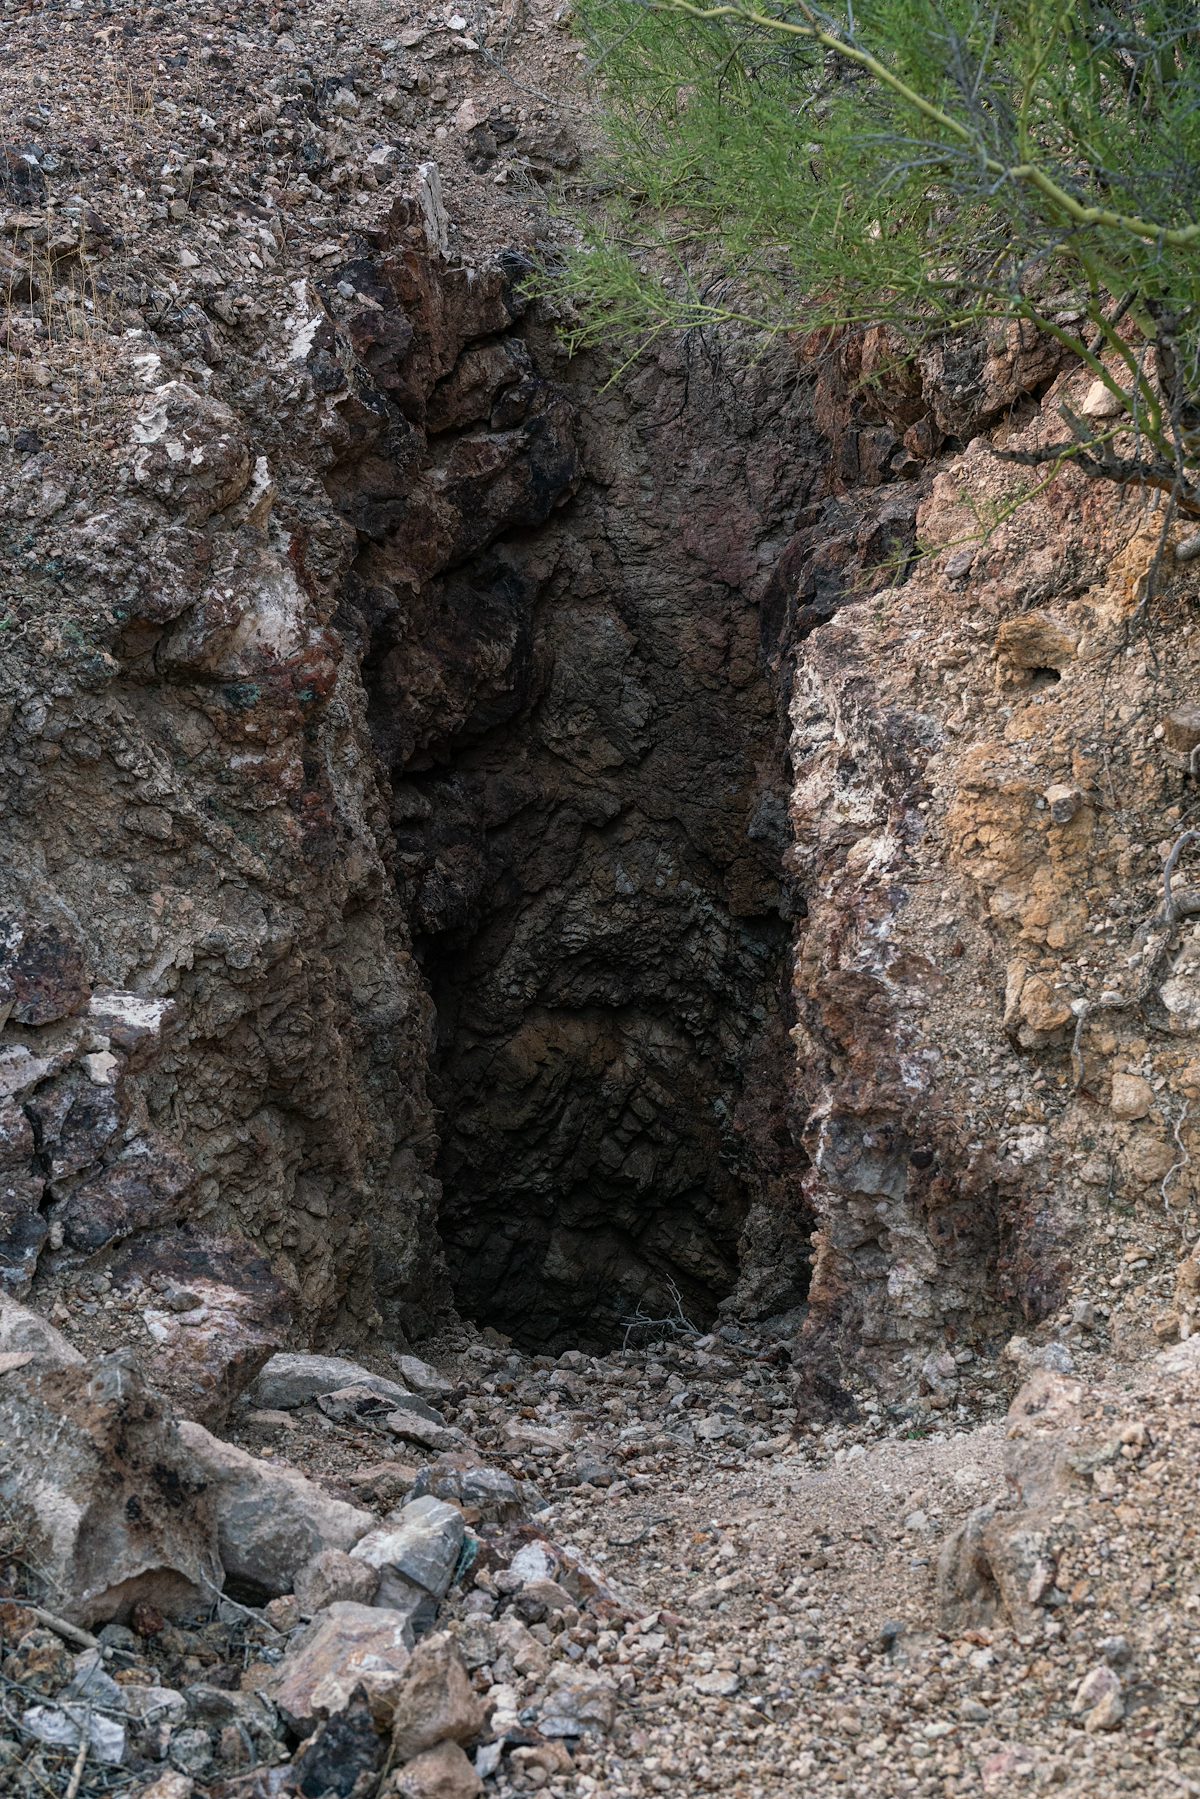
left=352, top=1498, right=465, bottom=1620
left=389, top=1634, right=485, bottom=1763
left=0, top=1312, right=221, bottom=1626
left=249, top=1352, right=415, bottom=1412
left=264, top=1602, right=413, bottom=1733
left=131, top=381, right=253, bottom=523
left=177, top=1421, right=373, bottom=1596
left=110, top=1231, right=291, bottom=1426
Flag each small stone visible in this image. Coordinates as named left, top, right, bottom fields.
left=395, top=1354, right=454, bottom=1397
left=133, top=1775, right=193, bottom=1799
left=291, top=1688, right=384, bottom=1798
left=410, top=1456, right=535, bottom=1523
left=167, top=1728, right=214, bottom=1775
left=1110, top=1073, right=1153, bottom=1121
left=537, top=1673, right=617, bottom=1739
left=1043, top=783, right=1082, bottom=825
left=1072, top=1664, right=1124, bottom=1732
left=392, top=1739, right=482, bottom=1798
left=263, top=1595, right=301, bottom=1631
left=1080, top=378, right=1126, bottom=419
left=692, top=1669, right=740, bottom=1698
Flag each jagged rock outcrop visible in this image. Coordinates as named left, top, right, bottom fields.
left=778, top=336, right=1200, bottom=1366
left=5, top=0, right=1200, bottom=1389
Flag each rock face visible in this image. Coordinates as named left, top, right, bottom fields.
left=775, top=331, right=1200, bottom=1364
left=5, top=53, right=1200, bottom=1387
left=0, top=204, right=450, bottom=1342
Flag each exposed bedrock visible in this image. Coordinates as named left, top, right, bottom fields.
left=10, top=189, right=1181, bottom=1382
left=332, top=258, right=828, bottom=1346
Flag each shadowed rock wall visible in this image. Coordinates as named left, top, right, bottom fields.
left=336, top=300, right=821, bottom=1346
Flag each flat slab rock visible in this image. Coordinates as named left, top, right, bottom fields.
left=249, top=1352, right=423, bottom=1411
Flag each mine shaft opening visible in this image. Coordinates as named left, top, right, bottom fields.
left=417, top=909, right=801, bottom=1355
left=361, top=499, right=809, bottom=1354
left=328, top=261, right=817, bottom=1352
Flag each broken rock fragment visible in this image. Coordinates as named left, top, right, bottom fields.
left=290, top=1685, right=386, bottom=1799
left=264, top=1601, right=413, bottom=1733
left=391, top=1738, right=483, bottom=1798
left=249, top=1351, right=417, bottom=1411
left=177, top=1420, right=373, bottom=1595
left=0, top=1304, right=221, bottom=1625
left=295, top=1547, right=380, bottom=1614
left=352, top=1495, right=466, bottom=1630
left=113, top=1230, right=291, bottom=1425
left=388, top=1632, right=485, bottom=1763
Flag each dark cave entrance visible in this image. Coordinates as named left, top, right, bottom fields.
left=328, top=258, right=816, bottom=1350
left=370, top=516, right=807, bottom=1352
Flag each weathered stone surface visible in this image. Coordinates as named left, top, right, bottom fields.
left=290, top=1686, right=386, bottom=1798
left=177, top=1420, right=372, bottom=1596
left=394, top=1354, right=454, bottom=1398
left=409, top=1456, right=535, bottom=1523
left=131, top=381, right=253, bottom=522
left=352, top=1497, right=465, bottom=1615
left=0, top=1299, right=82, bottom=1368
left=249, top=1353, right=415, bottom=1412
left=0, top=1313, right=221, bottom=1625
left=391, top=1739, right=483, bottom=1798
left=0, top=911, right=91, bottom=1026
left=295, top=1547, right=380, bottom=1614
left=388, top=1634, right=484, bottom=1763
left=322, top=1385, right=445, bottom=1431
left=536, top=1671, right=618, bottom=1739
left=112, top=1232, right=291, bottom=1426
left=264, top=1602, right=413, bottom=1732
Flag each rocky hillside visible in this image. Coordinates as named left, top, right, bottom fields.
left=6, top=0, right=1200, bottom=1794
